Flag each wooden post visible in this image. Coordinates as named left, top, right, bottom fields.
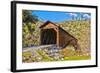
left=56, top=28, right=59, bottom=48
left=40, top=29, right=42, bottom=45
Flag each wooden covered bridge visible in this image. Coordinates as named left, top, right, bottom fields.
left=39, top=21, right=80, bottom=50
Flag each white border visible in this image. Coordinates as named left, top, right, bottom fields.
left=16, top=4, right=96, bottom=70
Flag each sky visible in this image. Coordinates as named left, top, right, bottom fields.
left=32, top=10, right=91, bottom=22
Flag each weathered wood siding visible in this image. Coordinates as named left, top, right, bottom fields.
left=39, top=21, right=79, bottom=50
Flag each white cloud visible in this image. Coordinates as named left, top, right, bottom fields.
left=69, top=13, right=77, bottom=17
left=83, top=14, right=91, bottom=18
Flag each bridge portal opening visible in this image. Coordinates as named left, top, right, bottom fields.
left=40, top=28, right=57, bottom=45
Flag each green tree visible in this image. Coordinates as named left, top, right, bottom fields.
left=22, top=10, right=39, bottom=47
left=22, top=10, right=38, bottom=24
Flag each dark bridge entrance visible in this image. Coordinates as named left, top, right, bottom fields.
left=41, top=28, right=57, bottom=45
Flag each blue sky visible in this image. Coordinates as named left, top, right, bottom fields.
left=32, top=10, right=91, bottom=22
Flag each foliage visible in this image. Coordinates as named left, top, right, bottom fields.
left=22, top=22, right=41, bottom=47
left=22, top=47, right=90, bottom=63
left=22, top=10, right=38, bottom=24
left=59, top=20, right=91, bottom=52
left=22, top=10, right=42, bottom=47
left=37, top=49, right=54, bottom=61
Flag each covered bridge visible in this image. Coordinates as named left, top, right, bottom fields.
left=39, top=21, right=80, bottom=50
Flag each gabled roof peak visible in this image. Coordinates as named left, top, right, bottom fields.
left=39, top=21, right=58, bottom=28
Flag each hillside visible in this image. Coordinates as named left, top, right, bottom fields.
left=58, top=20, right=91, bottom=52
left=22, top=20, right=91, bottom=62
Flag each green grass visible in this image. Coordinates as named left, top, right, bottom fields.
left=64, top=56, right=91, bottom=60
left=36, top=50, right=54, bottom=61
left=22, top=48, right=91, bottom=63
left=23, top=52, right=32, bottom=57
